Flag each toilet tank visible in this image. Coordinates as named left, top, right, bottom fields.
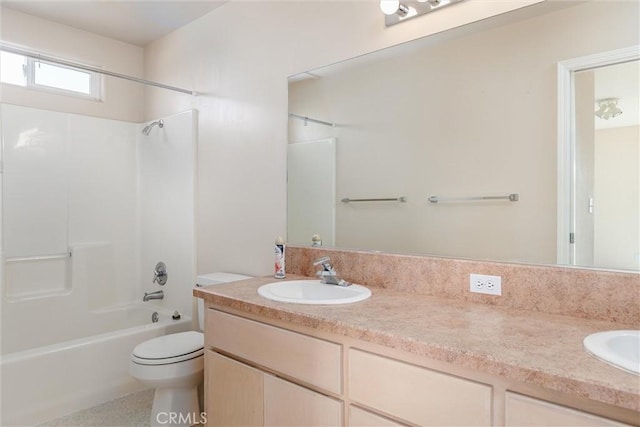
left=196, top=272, right=252, bottom=330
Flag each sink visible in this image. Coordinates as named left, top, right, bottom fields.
left=258, top=279, right=371, bottom=305
left=583, top=330, right=640, bottom=375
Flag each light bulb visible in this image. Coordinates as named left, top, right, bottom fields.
left=380, top=0, right=400, bottom=15
left=594, top=103, right=607, bottom=119
left=610, top=104, right=622, bottom=118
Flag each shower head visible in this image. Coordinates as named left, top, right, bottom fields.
left=142, top=119, right=164, bottom=135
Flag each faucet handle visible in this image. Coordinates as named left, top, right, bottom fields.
left=152, top=262, right=168, bottom=285
left=313, top=256, right=331, bottom=266
left=313, top=257, right=336, bottom=275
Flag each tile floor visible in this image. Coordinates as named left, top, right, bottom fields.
left=39, top=389, right=154, bottom=427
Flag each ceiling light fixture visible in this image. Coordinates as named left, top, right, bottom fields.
left=381, top=0, right=464, bottom=26
left=595, top=98, right=623, bottom=120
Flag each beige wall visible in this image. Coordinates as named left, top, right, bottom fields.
left=289, top=1, right=639, bottom=265
left=0, top=7, right=144, bottom=122
left=143, top=0, right=550, bottom=276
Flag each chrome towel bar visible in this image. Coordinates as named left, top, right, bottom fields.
left=341, top=196, right=407, bottom=203
left=428, top=194, right=519, bottom=203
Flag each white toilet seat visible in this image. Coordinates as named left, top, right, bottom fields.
left=132, top=331, right=204, bottom=365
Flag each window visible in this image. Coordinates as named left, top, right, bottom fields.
left=1, top=50, right=101, bottom=100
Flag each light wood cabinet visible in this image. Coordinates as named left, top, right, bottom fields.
left=206, top=350, right=342, bottom=427
left=206, top=309, right=342, bottom=394
left=349, top=406, right=407, bottom=427
left=264, top=374, right=342, bottom=426
left=505, top=393, right=632, bottom=427
left=349, top=348, right=492, bottom=426
left=206, top=351, right=263, bottom=427
left=205, top=308, right=636, bottom=427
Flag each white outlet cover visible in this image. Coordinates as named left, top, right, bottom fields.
left=470, top=274, right=502, bottom=296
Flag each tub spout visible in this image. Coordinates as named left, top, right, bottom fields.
left=143, top=290, right=164, bottom=302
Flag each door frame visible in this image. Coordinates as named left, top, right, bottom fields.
left=556, top=45, right=639, bottom=265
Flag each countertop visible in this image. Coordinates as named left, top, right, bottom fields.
left=194, top=275, right=640, bottom=412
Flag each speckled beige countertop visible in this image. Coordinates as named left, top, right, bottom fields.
left=194, top=275, right=640, bottom=412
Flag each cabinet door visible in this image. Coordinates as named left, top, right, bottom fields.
left=349, top=349, right=492, bottom=426
left=264, top=374, right=343, bottom=426
left=206, top=351, right=263, bottom=427
left=505, top=393, right=632, bottom=427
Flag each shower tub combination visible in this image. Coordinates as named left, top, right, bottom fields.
left=0, top=305, right=191, bottom=426
left=0, top=105, right=197, bottom=425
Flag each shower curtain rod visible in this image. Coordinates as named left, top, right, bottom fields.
left=288, top=113, right=336, bottom=127
left=0, top=43, right=198, bottom=96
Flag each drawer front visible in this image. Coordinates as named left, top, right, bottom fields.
left=349, top=406, right=407, bottom=427
left=207, top=309, right=342, bottom=394
left=348, top=349, right=492, bottom=426
left=505, top=392, right=632, bottom=427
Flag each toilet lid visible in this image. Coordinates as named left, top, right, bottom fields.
left=132, top=331, right=204, bottom=365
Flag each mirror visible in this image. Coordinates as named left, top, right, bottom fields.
left=287, top=1, right=640, bottom=271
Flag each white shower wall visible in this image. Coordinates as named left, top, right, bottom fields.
left=1, top=104, right=196, bottom=353
left=138, top=110, right=197, bottom=318
left=2, top=104, right=138, bottom=305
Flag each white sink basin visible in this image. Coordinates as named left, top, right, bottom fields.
left=258, top=279, right=371, bottom=305
left=583, top=330, right=640, bottom=375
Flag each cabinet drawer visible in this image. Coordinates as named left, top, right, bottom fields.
left=206, top=309, right=342, bottom=394
left=348, top=349, right=492, bottom=426
left=505, top=392, right=632, bottom=426
left=349, top=406, right=407, bottom=426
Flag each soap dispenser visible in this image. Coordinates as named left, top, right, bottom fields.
left=274, top=236, right=286, bottom=279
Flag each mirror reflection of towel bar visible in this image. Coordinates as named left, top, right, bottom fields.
left=341, top=196, right=407, bottom=203
left=428, top=194, right=519, bottom=203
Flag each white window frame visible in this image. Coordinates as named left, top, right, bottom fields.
left=1, top=51, right=102, bottom=101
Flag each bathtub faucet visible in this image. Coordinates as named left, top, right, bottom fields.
left=143, top=290, right=164, bottom=302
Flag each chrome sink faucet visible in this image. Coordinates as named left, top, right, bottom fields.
left=143, top=290, right=164, bottom=302
left=313, top=257, right=351, bottom=287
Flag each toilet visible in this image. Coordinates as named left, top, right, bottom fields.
left=130, top=272, right=251, bottom=427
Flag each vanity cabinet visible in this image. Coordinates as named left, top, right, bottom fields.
left=205, top=309, right=343, bottom=426
left=204, top=308, right=637, bottom=427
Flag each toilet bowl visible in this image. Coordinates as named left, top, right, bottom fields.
left=130, top=272, right=251, bottom=427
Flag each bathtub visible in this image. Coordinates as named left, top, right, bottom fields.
left=0, top=304, right=192, bottom=426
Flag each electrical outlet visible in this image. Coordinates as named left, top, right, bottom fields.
left=470, top=274, right=502, bottom=296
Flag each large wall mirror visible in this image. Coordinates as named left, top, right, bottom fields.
left=287, top=0, right=639, bottom=272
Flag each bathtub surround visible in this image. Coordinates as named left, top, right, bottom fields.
left=1, top=307, right=191, bottom=426
left=0, top=106, right=197, bottom=426
left=287, top=246, right=640, bottom=326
